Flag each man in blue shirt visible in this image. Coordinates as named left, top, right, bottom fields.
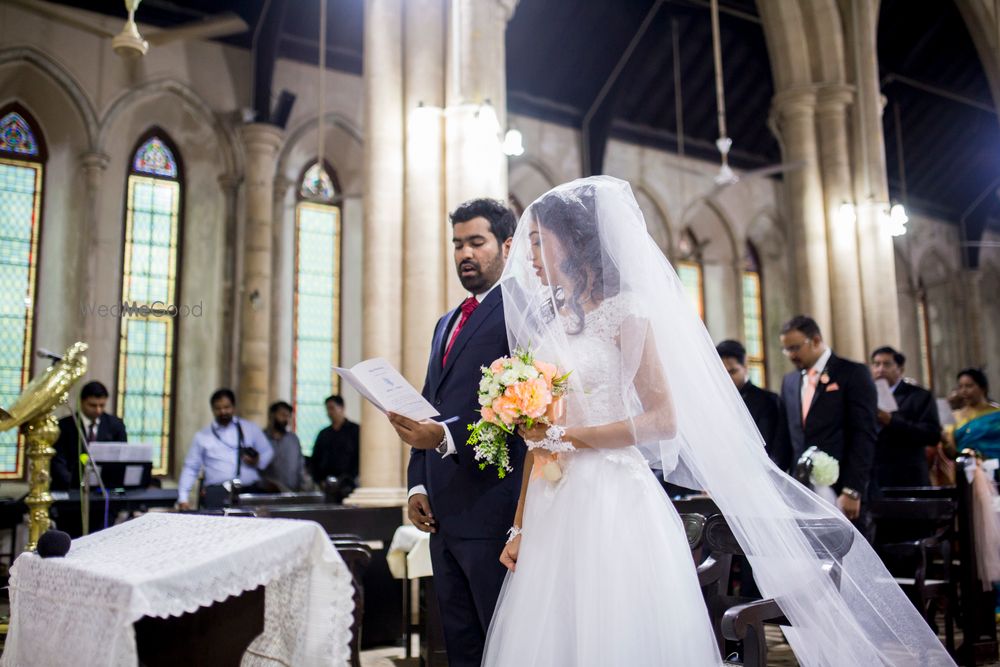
left=177, top=388, right=274, bottom=509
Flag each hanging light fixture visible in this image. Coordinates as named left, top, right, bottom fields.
left=502, top=128, right=524, bottom=157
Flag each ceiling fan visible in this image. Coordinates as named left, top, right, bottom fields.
left=8, top=0, right=248, bottom=58
left=680, top=0, right=802, bottom=226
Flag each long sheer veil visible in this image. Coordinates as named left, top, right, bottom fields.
left=500, top=176, right=954, bottom=666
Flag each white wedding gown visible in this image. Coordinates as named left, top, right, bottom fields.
left=482, top=296, right=721, bottom=666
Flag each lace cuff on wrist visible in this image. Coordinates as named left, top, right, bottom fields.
left=525, top=424, right=574, bottom=453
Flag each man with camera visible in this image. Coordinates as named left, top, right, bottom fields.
left=177, top=388, right=274, bottom=510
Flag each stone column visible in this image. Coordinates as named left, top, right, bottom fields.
left=218, top=173, right=242, bottom=389
left=237, top=123, right=283, bottom=424
left=402, top=0, right=447, bottom=478
left=770, top=88, right=833, bottom=334
left=271, top=175, right=295, bottom=403
left=846, top=0, right=900, bottom=350
left=816, top=84, right=865, bottom=360
left=79, top=151, right=109, bottom=382
left=353, top=0, right=406, bottom=507
left=443, top=0, right=515, bottom=304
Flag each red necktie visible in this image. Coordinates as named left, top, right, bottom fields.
left=443, top=297, right=480, bottom=367
left=87, top=422, right=96, bottom=443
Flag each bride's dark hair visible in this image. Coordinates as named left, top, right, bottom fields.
left=533, top=186, right=620, bottom=334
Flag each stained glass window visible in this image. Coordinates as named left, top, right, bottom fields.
left=1, top=112, right=39, bottom=156
left=676, top=230, right=704, bottom=320
left=132, top=137, right=177, bottom=179
left=0, top=105, right=44, bottom=479
left=117, top=133, right=181, bottom=474
left=300, top=162, right=335, bottom=201
left=743, top=242, right=766, bottom=387
left=294, top=163, right=341, bottom=456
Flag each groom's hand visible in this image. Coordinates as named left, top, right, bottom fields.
left=408, top=493, right=437, bottom=533
left=389, top=413, right=445, bottom=450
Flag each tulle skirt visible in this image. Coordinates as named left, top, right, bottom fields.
left=482, top=447, right=721, bottom=666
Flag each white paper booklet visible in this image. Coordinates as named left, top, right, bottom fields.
left=874, top=378, right=899, bottom=412
left=334, top=358, right=440, bottom=421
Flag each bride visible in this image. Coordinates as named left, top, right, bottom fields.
left=481, top=176, right=954, bottom=666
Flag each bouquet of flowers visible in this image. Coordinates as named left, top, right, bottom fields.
left=466, top=348, right=571, bottom=478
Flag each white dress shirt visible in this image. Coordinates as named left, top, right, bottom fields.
left=177, top=417, right=274, bottom=501
left=801, top=346, right=833, bottom=406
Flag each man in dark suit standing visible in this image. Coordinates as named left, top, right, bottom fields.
left=717, top=339, right=792, bottom=470
left=51, top=381, right=128, bottom=490
left=388, top=199, right=524, bottom=667
left=870, top=346, right=941, bottom=489
left=779, top=316, right=877, bottom=527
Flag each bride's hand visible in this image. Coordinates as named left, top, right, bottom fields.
left=518, top=422, right=548, bottom=442
left=499, top=535, right=521, bottom=572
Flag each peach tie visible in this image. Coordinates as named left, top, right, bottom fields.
left=802, top=368, right=818, bottom=425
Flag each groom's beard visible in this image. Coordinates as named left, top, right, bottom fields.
left=458, top=253, right=504, bottom=293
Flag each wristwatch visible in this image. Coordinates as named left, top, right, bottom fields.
left=435, top=426, right=449, bottom=455
left=841, top=486, right=861, bottom=500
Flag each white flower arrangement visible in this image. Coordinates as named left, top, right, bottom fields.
left=804, top=446, right=840, bottom=487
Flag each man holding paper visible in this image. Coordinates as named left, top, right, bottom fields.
left=870, top=346, right=941, bottom=489
left=387, top=198, right=524, bottom=667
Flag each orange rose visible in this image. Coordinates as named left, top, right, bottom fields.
left=490, top=358, right=506, bottom=374
left=533, top=359, right=558, bottom=386
left=480, top=405, right=498, bottom=425
left=505, top=378, right=551, bottom=420
left=491, top=396, right=520, bottom=426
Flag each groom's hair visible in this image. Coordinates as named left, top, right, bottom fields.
left=780, top=315, right=822, bottom=339
left=450, top=198, right=517, bottom=243
left=716, top=340, right=746, bottom=366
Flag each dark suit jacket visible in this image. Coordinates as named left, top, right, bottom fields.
left=50, top=412, right=128, bottom=490
left=407, top=289, right=525, bottom=539
left=740, top=381, right=792, bottom=471
left=874, top=381, right=941, bottom=489
left=781, top=353, right=877, bottom=498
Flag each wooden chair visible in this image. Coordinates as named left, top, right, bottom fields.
left=869, top=497, right=957, bottom=653
left=329, top=534, right=372, bottom=667
left=706, top=514, right=854, bottom=667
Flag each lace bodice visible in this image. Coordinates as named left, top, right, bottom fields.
left=563, top=293, right=639, bottom=427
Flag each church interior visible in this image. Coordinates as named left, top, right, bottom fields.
left=1, top=0, right=1000, bottom=665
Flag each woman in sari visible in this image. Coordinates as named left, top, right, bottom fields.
left=946, top=369, right=1000, bottom=458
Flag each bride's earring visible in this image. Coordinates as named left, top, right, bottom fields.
left=552, top=285, right=566, bottom=306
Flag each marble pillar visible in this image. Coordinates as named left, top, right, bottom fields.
left=354, top=0, right=406, bottom=506
left=237, top=123, right=283, bottom=424
left=79, top=151, right=109, bottom=370
left=402, top=0, right=447, bottom=479
left=771, top=88, right=833, bottom=334
left=218, top=172, right=242, bottom=389
left=816, top=84, right=866, bottom=360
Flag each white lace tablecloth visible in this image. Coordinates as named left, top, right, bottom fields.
left=2, top=513, right=354, bottom=666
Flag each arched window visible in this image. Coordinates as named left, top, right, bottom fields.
left=0, top=105, right=45, bottom=479
left=117, top=131, right=182, bottom=475
left=676, top=229, right=705, bottom=321
left=742, top=242, right=766, bottom=387
left=294, top=161, right=342, bottom=456
left=916, top=282, right=934, bottom=390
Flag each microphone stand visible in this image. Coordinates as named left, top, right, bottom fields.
left=71, top=394, right=110, bottom=536
left=78, top=438, right=109, bottom=535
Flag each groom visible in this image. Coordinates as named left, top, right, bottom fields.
left=389, top=198, right=524, bottom=666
